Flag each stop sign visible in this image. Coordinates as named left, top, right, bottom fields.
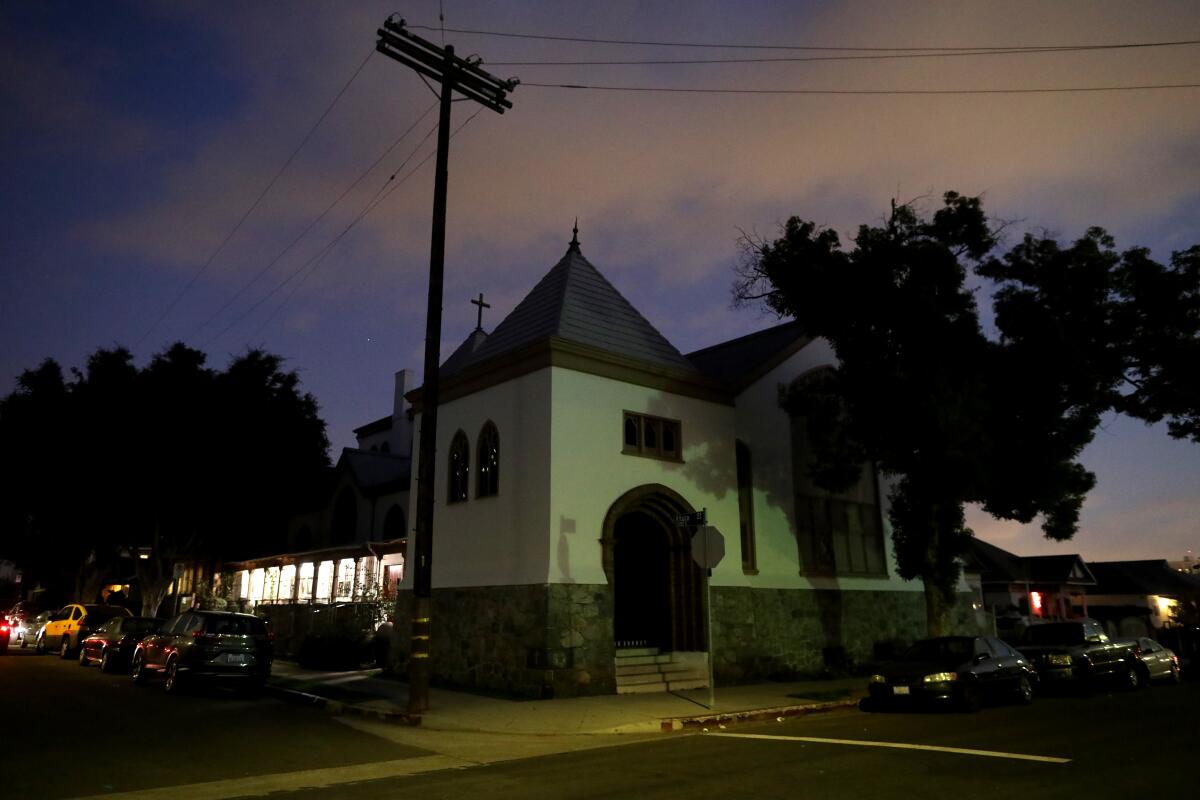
left=691, top=525, right=725, bottom=569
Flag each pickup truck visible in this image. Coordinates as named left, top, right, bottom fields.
left=1016, top=619, right=1141, bottom=690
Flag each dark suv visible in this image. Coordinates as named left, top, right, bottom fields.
left=131, top=610, right=273, bottom=694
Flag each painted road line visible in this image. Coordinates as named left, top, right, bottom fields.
left=71, top=755, right=475, bottom=800
left=707, top=732, right=1071, bottom=764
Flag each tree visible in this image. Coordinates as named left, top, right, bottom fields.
left=732, top=193, right=1196, bottom=634
left=0, top=343, right=331, bottom=615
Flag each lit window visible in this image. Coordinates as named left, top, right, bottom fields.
left=298, top=562, right=314, bottom=599
left=476, top=421, right=500, bottom=498
left=448, top=430, right=469, bottom=503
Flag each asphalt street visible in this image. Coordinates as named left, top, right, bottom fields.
left=3, top=644, right=1197, bottom=799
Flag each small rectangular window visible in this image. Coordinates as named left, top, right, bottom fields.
left=622, top=411, right=682, bottom=461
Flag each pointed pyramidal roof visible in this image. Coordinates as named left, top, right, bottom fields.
left=444, top=233, right=699, bottom=378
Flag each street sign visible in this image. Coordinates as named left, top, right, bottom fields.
left=676, top=510, right=707, bottom=527
left=691, top=525, right=725, bottom=569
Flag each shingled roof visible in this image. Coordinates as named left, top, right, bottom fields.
left=445, top=238, right=699, bottom=377
left=687, top=320, right=810, bottom=390
left=337, top=448, right=410, bottom=496
left=1088, top=560, right=1200, bottom=596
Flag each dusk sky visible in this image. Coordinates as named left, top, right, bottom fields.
left=3, top=1, right=1198, bottom=564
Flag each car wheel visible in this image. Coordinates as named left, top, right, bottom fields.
left=1169, top=663, right=1182, bottom=684
left=957, top=684, right=983, bottom=713
left=164, top=658, right=185, bottom=695
left=35, top=634, right=45, bottom=655
left=1015, top=674, right=1034, bottom=705
left=78, top=645, right=89, bottom=666
left=100, top=649, right=114, bottom=674
left=1122, top=663, right=1141, bottom=691
left=20, top=636, right=28, bottom=649
left=131, top=652, right=149, bottom=685
left=60, top=636, right=72, bottom=659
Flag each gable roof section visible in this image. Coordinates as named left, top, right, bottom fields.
left=453, top=244, right=699, bottom=377
left=441, top=328, right=489, bottom=378
left=686, top=320, right=811, bottom=391
left=1024, top=554, right=1096, bottom=586
left=336, top=448, right=410, bottom=496
left=1088, top=560, right=1200, bottom=597
left=353, top=415, right=392, bottom=437
left=961, top=537, right=1028, bottom=583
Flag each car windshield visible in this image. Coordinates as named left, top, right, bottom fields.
left=903, top=638, right=973, bottom=663
left=1023, top=624, right=1085, bottom=645
left=203, top=616, right=268, bottom=636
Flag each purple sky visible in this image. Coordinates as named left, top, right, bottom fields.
left=3, top=1, right=1198, bottom=563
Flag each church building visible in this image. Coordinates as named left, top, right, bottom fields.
left=391, top=228, right=976, bottom=698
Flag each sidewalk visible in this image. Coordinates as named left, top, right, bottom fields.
left=266, top=661, right=868, bottom=735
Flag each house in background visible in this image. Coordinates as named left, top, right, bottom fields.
left=960, top=537, right=1095, bottom=636
left=386, top=229, right=980, bottom=699
left=1086, top=560, right=1200, bottom=638
left=211, top=375, right=415, bottom=654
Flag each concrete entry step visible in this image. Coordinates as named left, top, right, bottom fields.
left=613, top=649, right=709, bottom=694
left=613, top=654, right=674, bottom=667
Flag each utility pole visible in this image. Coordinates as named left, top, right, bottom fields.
left=375, top=16, right=516, bottom=714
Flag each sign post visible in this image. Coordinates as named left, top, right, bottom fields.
left=680, top=509, right=724, bottom=710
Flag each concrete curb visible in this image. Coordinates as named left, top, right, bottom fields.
left=264, top=683, right=422, bottom=726
left=662, top=697, right=862, bottom=732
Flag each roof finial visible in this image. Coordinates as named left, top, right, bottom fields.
left=568, top=217, right=580, bottom=252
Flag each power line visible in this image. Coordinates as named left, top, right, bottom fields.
left=134, top=47, right=376, bottom=350
left=487, top=41, right=1200, bottom=67
left=409, top=23, right=1200, bottom=54
left=187, top=100, right=440, bottom=341
left=209, top=107, right=486, bottom=347
left=247, top=107, right=487, bottom=342
left=522, top=80, right=1200, bottom=96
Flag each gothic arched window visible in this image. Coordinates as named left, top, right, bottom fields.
left=476, top=421, right=499, bottom=498
left=447, top=430, right=469, bottom=503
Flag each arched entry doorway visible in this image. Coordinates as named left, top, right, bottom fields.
left=602, top=485, right=705, bottom=652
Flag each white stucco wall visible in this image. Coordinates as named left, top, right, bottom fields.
left=732, top=339, right=920, bottom=594
left=548, top=367, right=740, bottom=587
left=401, top=368, right=553, bottom=589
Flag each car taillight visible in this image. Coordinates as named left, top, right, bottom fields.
left=193, top=631, right=218, bottom=642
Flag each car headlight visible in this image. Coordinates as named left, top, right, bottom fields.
left=1047, top=654, right=1073, bottom=666
left=869, top=674, right=887, bottom=684
left=923, top=672, right=957, bottom=683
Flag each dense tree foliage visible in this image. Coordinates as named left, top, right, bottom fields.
left=735, top=193, right=1199, bottom=633
left=0, top=344, right=331, bottom=615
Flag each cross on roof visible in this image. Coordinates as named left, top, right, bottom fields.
left=471, top=292, right=491, bottom=331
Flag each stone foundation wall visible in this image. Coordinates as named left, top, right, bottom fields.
left=711, top=587, right=983, bottom=683
left=393, top=583, right=982, bottom=696
left=392, top=584, right=614, bottom=698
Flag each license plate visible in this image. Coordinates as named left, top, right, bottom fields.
left=215, top=653, right=250, bottom=665
left=892, top=686, right=910, bottom=695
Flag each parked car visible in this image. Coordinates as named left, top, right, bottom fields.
left=22, top=611, right=51, bottom=649
left=1156, top=626, right=1200, bottom=678
left=37, top=604, right=132, bottom=658
left=1016, top=619, right=1141, bottom=691
left=0, top=618, right=10, bottom=654
left=131, top=610, right=273, bottom=694
left=6, top=601, right=41, bottom=644
left=866, top=635, right=1037, bottom=712
left=1131, top=637, right=1182, bottom=684
left=78, top=616, right=165, bottom=672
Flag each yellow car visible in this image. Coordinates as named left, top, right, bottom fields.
left=37, top=604, right=131, bottom=659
